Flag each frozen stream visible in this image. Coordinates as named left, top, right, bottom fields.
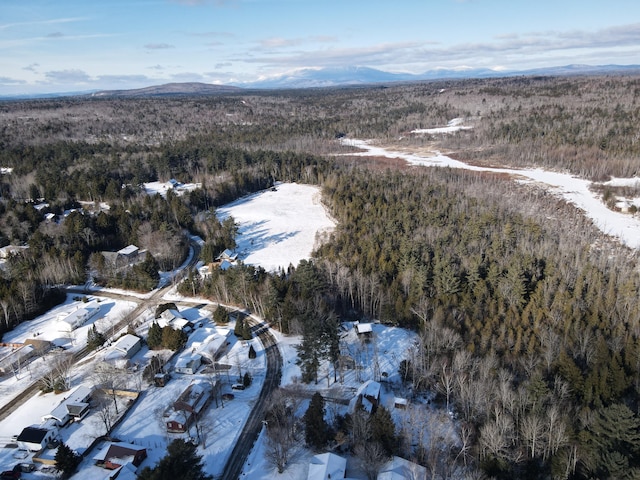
left=342, top=138, right=640, bottom=250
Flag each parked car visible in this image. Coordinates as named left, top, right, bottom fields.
left=0, top=465, right=21, bottom=479
left=231, top=383, right=245, bottom=390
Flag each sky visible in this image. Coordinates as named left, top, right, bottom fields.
left=2, top=0, right=640, bottom=95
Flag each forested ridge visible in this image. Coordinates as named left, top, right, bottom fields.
left=2, top=75, right=640, bottom=478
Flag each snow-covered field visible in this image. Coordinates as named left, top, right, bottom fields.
left=342, top=133, right=640, bottom=250
left=216, top=183, right=336, bottom=272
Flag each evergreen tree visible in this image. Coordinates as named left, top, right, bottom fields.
left=303, top=392, right=329, bottom=450
left=213, top=304, right=229, bottom=324
left=137, top=438, right=212, bottom=480
left=248, top=344, right=257, bottom=359
left=55, top=442, right=81, bottom=478
left=370, top=406, right=397, bottom=456
left=147, top=322, right=163, bottom=349
left=234, top=315, right=245, bottom=337
left=87, top=324, right=105, bottom=350
left=243, top=371, right=252, bottom=387
left=162, top=326, right=188, bottom=351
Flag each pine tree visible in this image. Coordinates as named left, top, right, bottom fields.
left=213, top=304, right=229, bottom=324
left=137, top=438, right=212, bottom=480
left=147, top=322, right=163, bottom=349
left=55, top=442, right=81, bottom=478
left=87, top=324, right=105, bottom=351
left=371, top=406, right=397, bottom=456
left=248, top=344, right=257, bottom=359
left=303, top=392, right=328, bottom=450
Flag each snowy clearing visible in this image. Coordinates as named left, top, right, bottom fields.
left=411, top=117, right=473, bottom=135
left=216, top=183, right=336, bottom=272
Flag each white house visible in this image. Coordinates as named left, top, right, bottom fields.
left=159, top=309, right=192, bottom=330
left=42, top=385, right=93, bottom=426
left=378, top=456, right=427, bottom=480
left=58, top=304, right=99, bottom=332
left=109, top=334, right=142, bottom=360
left=307, top=452, right=346, bottom=480
left=16, top=426, right=58, bottom=452
left=174, top=354, right=202, bottom=375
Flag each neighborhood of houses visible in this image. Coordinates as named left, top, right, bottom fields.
left=0, top=297, right=239, bottom=479
left=0, top=242, right=430, bottom=480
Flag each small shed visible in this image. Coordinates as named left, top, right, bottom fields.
left=355, top=322, right=373, bottom=335
left=154, top=372, right=170, bottom=387
left=394, top=397, right=408, bottom=410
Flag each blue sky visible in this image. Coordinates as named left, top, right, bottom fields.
left=2, top=0, right=640, bottom=94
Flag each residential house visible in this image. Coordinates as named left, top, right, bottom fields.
left=117, top=245, right=139, bottom=261
left=165, top=381, right=211, bottom=433
left=217, top=249, right=238, bottom=262
left=377, top=456, right=427, bottom=480
left=174, top=354, right=202, bottom=375
left=105, top=334, right=142, bottom=362
left=101, top=244, right=141, bottom=271
left=0, top=344, right=35, bottom=375
left=42, top=385, right=93, bottom=426
left=159, top=309, right=193, bottom=332
left=93, top=442, right=147, bottom=470
left=57, top=304, right=99, bottom=332
left=16, top=426, right=58, bottom=452
left=307, top=452, right=346, bottom=480
left=349, top=380, right=381, bottom=414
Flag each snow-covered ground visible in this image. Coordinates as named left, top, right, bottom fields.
left=411, top=117, right=473, bottom=135
left=342, top=134, right=640, bottom=250
left=216, top=183, right=336, bottom=272
left=143, top=179, right=202, bottom=197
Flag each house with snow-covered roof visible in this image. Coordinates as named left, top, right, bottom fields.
left=42, top=385, right=93, bottom=426
left=159, top=308, right=193, bottom=332
left=110, top=334, right=142, bottom=359
left=174, top=354, right=202, bottom=375
left=0, top=344, right=35, bottom=375
left=57, top=304, right=99, bottom=332
left=349, top=379, right=381, bottom=414
left=16, top=426, right=58, bottom=452
left=377, top=456, right=427, bottom=480
left=165, top=381, right=212, bottom=433
left=93, top=441, right=147, bottom=470
left=307, top=452, right=346, bottom=480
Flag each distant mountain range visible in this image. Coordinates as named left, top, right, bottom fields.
left=3, top=64, right=640, bottom=100
left=239, top=64, right=640, bottom=89
left=91, top=82, right=242, bottom=97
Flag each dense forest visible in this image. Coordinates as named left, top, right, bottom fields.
left=2, top=75, right=640, bottom=478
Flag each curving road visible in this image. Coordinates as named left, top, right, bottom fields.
left=0, top=239, right=201, bottom=422
left=220, top=315, right=282, bottom=480
left=0, top=237, right=284, bottom=480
